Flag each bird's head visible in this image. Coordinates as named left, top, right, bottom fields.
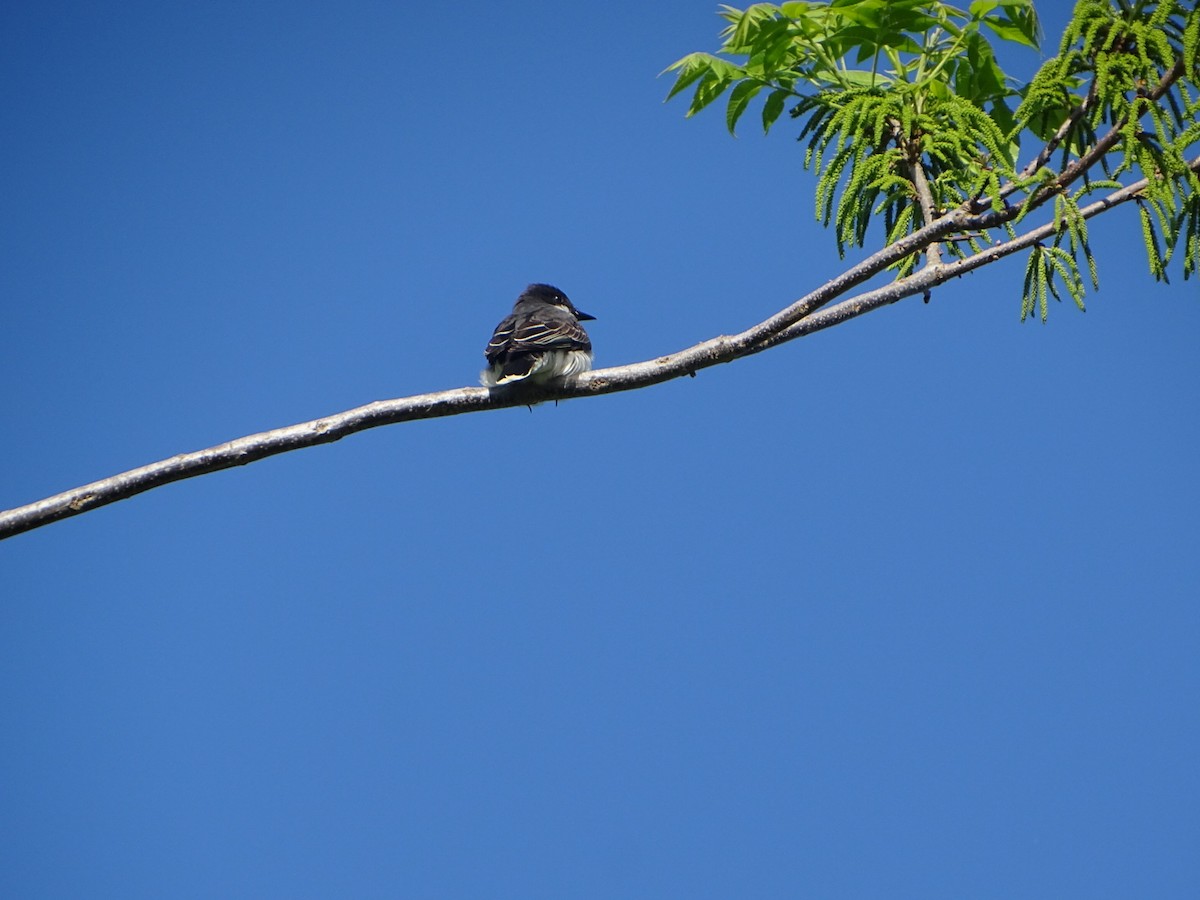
left=516, top=283, right=595, bottom=321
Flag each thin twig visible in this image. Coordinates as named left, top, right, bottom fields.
left=1003, top=77, right=1101, bottom=197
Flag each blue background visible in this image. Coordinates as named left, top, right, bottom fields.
left=2, top=1, right=1197, bottom=897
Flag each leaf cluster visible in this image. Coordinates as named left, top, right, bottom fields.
left=666, top=0, right=1200, bottom=320
left=796, top=84, right=1011, bottom=264
left=1018, top=2, right=1199, bottom=283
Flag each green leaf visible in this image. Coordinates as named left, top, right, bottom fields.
left=663, top=53, right=713, bottom=101
left=726, top=79, right=764, bottom=134
left=968, top=0, right=1003, bottom=15
left=983, top=17, right=1039, bottom=49
left=988, top=97, right=1017, bottom=137
left=838, top=69, right=887, bottom=87
left=762, top=88, right=790, bottom=133
left=977, top=0, right=1041, bottom=49
left=690, top=70, right=730, bottom=116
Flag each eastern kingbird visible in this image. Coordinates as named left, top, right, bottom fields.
left=481, top=283, right=595, bottom=387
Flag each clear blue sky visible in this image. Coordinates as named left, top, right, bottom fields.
left=3, top=1, right=1197, bottom=897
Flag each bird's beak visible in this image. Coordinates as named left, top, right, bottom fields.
left=576, top=310, right=596, bottom=321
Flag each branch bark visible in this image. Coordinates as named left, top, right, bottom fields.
left=907, top=149, right=944, bottom=267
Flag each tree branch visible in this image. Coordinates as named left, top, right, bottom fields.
left=1003, top=76, right=1101, bottom=197
left=907, top=151, right=944, bottom=266
left=1000, top=58, right=1186, bottom=207
left=758, top=154, right=1200, bottom=349
left=4, top=147, right=1196, bottom=541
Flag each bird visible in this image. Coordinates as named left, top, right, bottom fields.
left=481, top=283, right=595, bottom=387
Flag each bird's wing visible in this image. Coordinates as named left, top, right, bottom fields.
left=485, top=313, right=591, bottom=363
left=508, top=317, right=592, bottom=352
left=484, top=313, right=519, bottom=362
